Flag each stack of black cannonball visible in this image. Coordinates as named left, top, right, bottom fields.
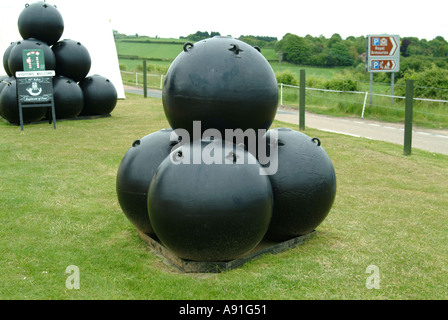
left=0, top=1, right=117, bottom=124
left=116, top=36, right=337, bottom=263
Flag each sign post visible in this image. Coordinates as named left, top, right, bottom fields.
left=16, top=49, right=56, bottom=130
left=367, top=35, right=400, bottom=72
left=366, top=34, right=400, bottom=107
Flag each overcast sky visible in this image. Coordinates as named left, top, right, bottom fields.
left=99, top=0, right=447, bottom=40
left=1, top=0, right=448, bottom=41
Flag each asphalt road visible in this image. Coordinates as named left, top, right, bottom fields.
left=124, top=85, right=162, bottom=99
left=276, top=108, right=448, bottom=155
left=124, top=86, right=448, bottom=155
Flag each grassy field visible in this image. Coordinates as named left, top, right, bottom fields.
left=115, top=37, right=448, bottom=130
left=116, top=41, right=184, bottom=61
left=0, top=93, right=447, bottom=300
left=116, top=37, right=278, bottom=62
left=281, top=85, right=448, bottom=129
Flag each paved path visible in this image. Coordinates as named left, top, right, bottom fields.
left=124, top=86, right=448, bottom=155
left=276, top=107, right=448, bottom=155
left=124, top=85, right=162, bottom=99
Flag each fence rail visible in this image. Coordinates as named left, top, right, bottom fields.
left=119, top=70, right=448, bottom=127
left=121, top=70, right=165, bottom=89
left=278, top=83, right=448, bottom=120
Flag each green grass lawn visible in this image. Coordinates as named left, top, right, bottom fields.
left=1, top=94, right=447, bottom=300
left=116, top=41, right=184, bottom=61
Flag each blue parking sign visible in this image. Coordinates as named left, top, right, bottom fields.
left=372, top=61, right=379, bottom=69
left=372, top=38, right=380, bottom=46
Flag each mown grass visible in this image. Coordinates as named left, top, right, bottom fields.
left=116, top=41, right=184, bottom=61
left=280, top=85, right=448, bottom=129
left=116, top=38, right=279, bottom=64
left=1, top=94, right=446, bottom=300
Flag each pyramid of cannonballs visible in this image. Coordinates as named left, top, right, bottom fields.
left=116, top=36, right=337, bottom=263
left=0, top=1, right=117, bottom=124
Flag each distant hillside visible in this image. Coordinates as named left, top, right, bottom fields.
left=115, top=36, right=279, bottom=63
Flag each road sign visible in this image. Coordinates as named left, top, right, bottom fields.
left=367, top=34, right=400, bottom=73
left=370, top=59, right=397, bottom=72
left=369, top=36, right=399, bottom=56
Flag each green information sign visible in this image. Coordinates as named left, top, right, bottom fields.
left=17, top=76, right=53, bottom=103
left=22, top=49, right=46, bottom=71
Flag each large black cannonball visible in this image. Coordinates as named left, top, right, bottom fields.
left=0, top=79, right=47, bottom=124
left=79, top=75, right=117, bottom=116
left=0, top=76, right=13, bottom=94
left=116, top=129, right=179, bottom=237
left=52, top=75, right=84, bottom=119
left=2, top=42, right=17, bottom=77
left=17, top=2, right=64, bottom=46
left=8, top=39, right=56, bottom=75
left=148, top=139, right=273, bottom=261
left=52, top=39, right=91, bottom=82
left=162, top=36, right=278, bottom=138
left=260, top=128, right=336, bottom=241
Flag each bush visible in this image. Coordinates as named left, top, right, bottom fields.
left=323, top=78, right=359, bottom=91
left=306, top=76, right=325, bottom=89
left=136, top=63, right=169, bottom=74
left=396, top=64, right=448, bottom=100
left=275, top=70, right=298, bottom=86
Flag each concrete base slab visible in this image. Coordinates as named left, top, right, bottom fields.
left=137, top=229, right=317, bottom=273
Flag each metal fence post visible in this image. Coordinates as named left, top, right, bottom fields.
left=404, top=79, right=414, bottom=155
left=299, top=69, right=305, bottom=130
left=143, top=60, right=147, bottom=98
left=391, top=72, right=395, bottom=106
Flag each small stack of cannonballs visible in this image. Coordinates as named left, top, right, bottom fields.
left=0, top=1, right=117, bottom=125
left=116, top=36, right=337, bottom=263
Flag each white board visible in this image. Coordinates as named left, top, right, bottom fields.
left=0, top=0, right=125, bottom=99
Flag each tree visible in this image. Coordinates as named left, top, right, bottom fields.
left=276, top=33, right=312, bottom=65
left=180, top=31, right=221, bottom=41
left=401, top=38, right=411, bottom=57
left=328, top=42, right=353, bottom=66
left=327, top=33, right=343, bottom=48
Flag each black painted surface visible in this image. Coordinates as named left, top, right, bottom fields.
left=262, top=128, right=336, bottom=241
left=162, top=36, right=278, bottom=138
left=148, top=140, right=273, bottom=262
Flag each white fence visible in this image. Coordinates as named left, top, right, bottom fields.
left=121, top=71, right=165, bottom=89
left=279, top=83, right=448, bottom=119
left=118, top=70, right=448, bottom=121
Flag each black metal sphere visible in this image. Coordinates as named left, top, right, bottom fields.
left=2, top=42, right=17, bottom=77
left=78, top=75, right=117, bottom=116
left=17, top=1, right=64, bottom=46
left=261, top=128, right=336, bottom=241
left=148, top=139, right=273, bottom=262
left=0, top=76, right=12, bottom=94
left=116, top=129, right=179, bottom=237
left=162, top=36, right=278, bottom=138
left=52, top=75, right=84, bottom=119
left=7, top=39, right=56, bottom=75
left=52, top=39, right=91, bottom=82
left=0, top=79, right=47, bottom=124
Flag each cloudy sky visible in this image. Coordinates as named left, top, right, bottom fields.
left=1, top=0, right=448, bottom=41
left=91, top=0, right=448, bottom=40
